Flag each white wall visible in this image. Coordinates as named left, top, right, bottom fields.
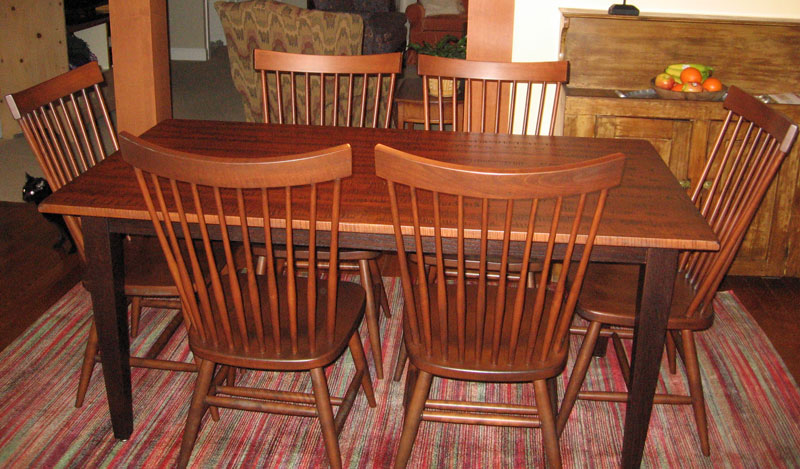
left=513, top=1, right=800, bottom=61
left=169, top=0, right=208, bottom=60
left=208, top=0, right=228, bottom=44
left=396, top=0, right=416, bottom=12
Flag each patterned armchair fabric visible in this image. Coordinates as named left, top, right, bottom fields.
left=312, top=0, right=407, bottom=55
left=215, top=0, right=363, bottom=122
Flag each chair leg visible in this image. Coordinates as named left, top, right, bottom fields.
left=666, top=330, right=678, bottom=374
left=546, top=377, right=559, bottom=419
left=129, top=296, right=142, bottom=338
left=393, top=339, right=407, bottom=382
left=226, top=366, right=237, bottom=387
left=348, top=332, right=376, bottom=407
left=369, top=258, right=392, bottom=318
left=75, top=320, right=99, bottom=407
left=177, top=359, right=216, bottom=469
left=611, top=332, right=631, bottom=387
left=394, top=370, right=432, bottom=469
left=403, top=363, right=419, bottom=409
left=206, top=364, right=225, bottom=422
left=311, top=367, right=342, bottom=469
left=592, top=335, right=609, bottom=357
left=359, top=260, right=383, bottom=379
left=557, top=320, right=602, bottom=437
left=534, top=379, right=562, bottom=469
left=255, top=255, right=268, bottom=276
left=681, top=330, right=710, bottom=456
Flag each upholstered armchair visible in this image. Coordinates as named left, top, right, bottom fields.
left=311, top=0, right=407, bottom=55
left=406, top=0, right=467, bottom=47
left=215, top=0, right=363, bottom=122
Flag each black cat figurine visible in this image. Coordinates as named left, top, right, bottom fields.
left=22, top=173, right=76, bottom=254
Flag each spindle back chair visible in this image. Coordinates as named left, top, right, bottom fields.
left=375, top=144, right=625, bottom=468
left=120, top=132, right=376, bottom=469
left=417, top=55, right=568, bottom=134
left=253, top=48, right=402, bottom=378
left=4, top=62, right=184, bottom=408
left=556, top=85, right=799, bottom=455
left=6, top=62, right=115, bottom=258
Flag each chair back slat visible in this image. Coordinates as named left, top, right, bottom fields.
left=5, top=62, right=118, bottom=261
left=254, top=50, right=401, bottom=129
left=121, top=132, right=352, bottom=358
left=376, top=144, right=624, bottom=371
left=259, top=188, right=282, bottom=348
left=679, top=86, right=798, bottom=319
left=418, top=55, right=568, bottom=135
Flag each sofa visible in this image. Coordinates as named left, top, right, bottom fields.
left=311, top=0, right=407, bottom=55
left=406, top=0, right=467, bottom=56
left=215, top=0, right=363, bottom=123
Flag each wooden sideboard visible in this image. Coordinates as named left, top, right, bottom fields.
left=560, top=9, right=800, bottom=276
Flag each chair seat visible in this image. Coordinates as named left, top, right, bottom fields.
left=577, top=263, right=714, bottom=331
left=406, top=283, right=569, bottom=382
left=190, top=275, right=366, bottom=371
left=122, top=235, right=180, bottom=297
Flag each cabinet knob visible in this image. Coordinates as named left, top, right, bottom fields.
left=679, top=179, right=713, bottom=190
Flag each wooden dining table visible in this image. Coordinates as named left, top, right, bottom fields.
left=39, top=119, right=718, bottom=468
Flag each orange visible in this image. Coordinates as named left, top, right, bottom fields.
left=680, top=67, right=703, bottom=84
left=703, top=77, right=723, bottom=92
left=671, top=83, right=684, bottom=92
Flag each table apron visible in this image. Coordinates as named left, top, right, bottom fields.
left=107, top=218, right=648, bottom=264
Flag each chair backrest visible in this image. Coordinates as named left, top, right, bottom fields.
left=417, top=55, right=568, bottom=135
left=681, top=85, right=798, bottom=319
left=375, top=144, right=625, bottom=369
left=4, top=61, right=117, bottom=260
left=254, top=49, right=402, bottom=128
left=119, top=131, right=353, bottom=356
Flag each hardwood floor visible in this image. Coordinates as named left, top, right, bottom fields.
left=1, top=201, right=797, bottom=383
left=720, top=275, right=800, bottom=381
left=0, top=202, right=83, bottom=351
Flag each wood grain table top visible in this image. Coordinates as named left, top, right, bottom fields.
left=40, top=119, right=718, bottom=252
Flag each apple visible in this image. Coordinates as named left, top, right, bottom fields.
left=654, top=73, right=675, bottom=90
left=682, top=82, right=704, bottom=93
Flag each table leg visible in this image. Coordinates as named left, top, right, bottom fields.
left=621, top=248, right=678, bottom=468
left=82, top=216, right=133, bottom=439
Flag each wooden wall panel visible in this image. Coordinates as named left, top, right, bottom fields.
left=108, top=0, right=172, bottom=135
left=465, top=0, right=514, bottom=133
left=0, top=1, right=68, bottom=139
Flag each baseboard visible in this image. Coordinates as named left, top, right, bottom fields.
left=170, top=47, right=209, bottom=61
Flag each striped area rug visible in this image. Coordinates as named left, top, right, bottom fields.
left=1, top=280, right=799, bottom=467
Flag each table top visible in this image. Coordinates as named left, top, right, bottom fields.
left=40, top=119, right=718, bottom=252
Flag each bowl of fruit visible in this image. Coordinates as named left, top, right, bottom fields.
left=651, top=64, right=727, bottom=101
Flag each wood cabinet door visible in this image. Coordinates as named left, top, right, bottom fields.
left=595, top=116, right=692, bottom=183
